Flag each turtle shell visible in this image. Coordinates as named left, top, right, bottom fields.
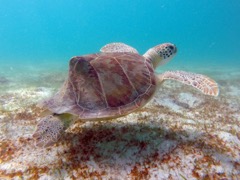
left=42, top=52, right=157, bottom=120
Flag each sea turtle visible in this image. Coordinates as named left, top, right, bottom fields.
left=33, top=42, right=219, bottom=147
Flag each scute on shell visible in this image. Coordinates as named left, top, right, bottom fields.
left=42, top=52, right=156, bottom=119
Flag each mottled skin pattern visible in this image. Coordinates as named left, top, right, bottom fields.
left=100, top=43, right=139, bottom=54
left=160, top=71, right=219, bottom=96
left=42, top=53, right=156, bottom=120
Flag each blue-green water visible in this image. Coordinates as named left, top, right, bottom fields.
left=0, top=0, right=240, bottom=89
left=1, top=1, right=240, bottom=65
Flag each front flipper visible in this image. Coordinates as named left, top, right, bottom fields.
left=158, top=70, right=219, bottom=96
left=33, top=115, right=65, bottom=147
left=100, top=42, right=138, bottom=53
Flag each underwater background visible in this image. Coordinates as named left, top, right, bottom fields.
left=0, top=0, right=240, bottom=179
left=1, top=0, right=240, bottom=71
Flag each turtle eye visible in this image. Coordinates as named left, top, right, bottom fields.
left=169, top=45, right=174, bottom=50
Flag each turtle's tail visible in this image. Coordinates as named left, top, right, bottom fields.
left=33, top=114, right=66, bottom=147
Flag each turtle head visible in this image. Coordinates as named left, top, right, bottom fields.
left=143, top=43, right=177, bottom=69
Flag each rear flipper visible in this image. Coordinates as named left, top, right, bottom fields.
left=158, top=70, right=219, bottom=96
left=33, top=115, right=65, bottom=147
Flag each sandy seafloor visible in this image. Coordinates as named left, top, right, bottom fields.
left=0, top=63, right=239, bottom=179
